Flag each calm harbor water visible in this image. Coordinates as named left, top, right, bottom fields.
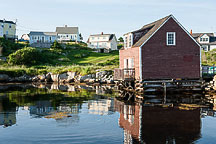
left=0, top=84, right=216, bottom=144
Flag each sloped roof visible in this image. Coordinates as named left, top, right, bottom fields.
left=56, top=27, right=78, bottom=34
left=87, top=34, right=116, bottom=42
left=0, top=19, right=16, bottom=24
left=192, top=33, right=216, bottom=45
left=192, top=33, right=214, bottom=38
left=29, top=31, right=57, bottom=36
left=131, top=15, right=171, bottom=47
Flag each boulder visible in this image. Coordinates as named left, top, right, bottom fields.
left=45, top=73, right=52, bottom=82
left=80, top=75, right=92, bottom=82
left=51, top=74, right=59, bottom=82
left=14, top=74, right=32, bottom=82
left=0, top=74, right=9, bottom=82
left=67, top=72, right=76, bottom=82
left=38, top=74, right=46, bottom=82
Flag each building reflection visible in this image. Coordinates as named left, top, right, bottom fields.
left=0, top=97, right=17, bottom=128
left=88, top=97, right=115, bottom=115
left=115, top=99, right=202, bottom=144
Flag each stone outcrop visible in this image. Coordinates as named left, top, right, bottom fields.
left=0, top=70, right=114, bottom=84
left=0, top=74, right=9, bottom=82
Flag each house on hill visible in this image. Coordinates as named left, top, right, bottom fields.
left=29, top=31, right=57, bottom=48
left=0, top=19, right=17, bottom=40
left=87, top=33, right=118, bottom=53
left=116, top=15, right=201, bottom=81
left=56, top=25, right=80, bottom=42
left=192, top=33, right=216, bottom=51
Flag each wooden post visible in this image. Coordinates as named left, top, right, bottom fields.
left=163, top=82, right=167, bottom=104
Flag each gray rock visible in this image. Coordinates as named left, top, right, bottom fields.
left=0, top=74, right=9, bottom=82
left=38, top=74, right=46, bottom=82
left=67, top=72, right=76, bottom=82
left=51, top=74, right=59, bottom=82
left=45, top=73, right=52, bottom=82
left=80, top=75, right=92, bottom=81
left=59, top=73, right=68, bottom=80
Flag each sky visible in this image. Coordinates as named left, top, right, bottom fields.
left=0, top=0, right=215, bottom=41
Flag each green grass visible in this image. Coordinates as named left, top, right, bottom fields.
left=0, top=41, right=119, bottom=76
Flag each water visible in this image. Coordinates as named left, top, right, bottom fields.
left=0, top=84, right=216, bottom=144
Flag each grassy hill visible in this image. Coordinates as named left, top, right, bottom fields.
left=0, top=40, right=119, bottom=76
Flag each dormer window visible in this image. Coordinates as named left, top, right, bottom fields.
left=166, top=32, right=176, bottom=46
left=200, top=38, right=208, bottom=42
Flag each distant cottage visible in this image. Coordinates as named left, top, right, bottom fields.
left=116, top=15, right=201, bottom=81
left=0, top=19, right=17, bottom=40
left=29, top=25, right=80, bottom=48
left=87, top=33, right=118, bottom=53
left=192, top=32, right=216, bottom=51
left=29, top=32, right=57, bottom=48
left=56, top=25, right=80, bottom=42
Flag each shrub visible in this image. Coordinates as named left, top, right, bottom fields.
left=51, top=40, right=63, bottom=49
left=8, top=47, right=42, bottom=66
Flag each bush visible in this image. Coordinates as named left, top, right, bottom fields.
left=8, top=47, right=42, bottom=66
left=51, top=40, right=63, bottom=49
left=0, top=37, right=27, bottom=56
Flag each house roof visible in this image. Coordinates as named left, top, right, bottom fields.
left=56, top=26, right=78, bottom=34
left=130, top=15, right=171, bottom=47
left=87, top=34, right=116, bottom=42
left=29, top=31, right=57, bottom=36
left=0, top=19, right=16, bottom=24
left=192, top=33, right=216, bottom=45
left=192, top=33, right=214, bottom=38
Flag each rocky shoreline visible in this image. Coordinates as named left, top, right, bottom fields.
left=0, top=70, right=115, bottom=84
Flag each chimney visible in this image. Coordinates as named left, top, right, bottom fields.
left=64, top=25, right=67, bottom=28
left=190, top=29, right=193, bottom=35
left=101, top=32, right=103, bottom=35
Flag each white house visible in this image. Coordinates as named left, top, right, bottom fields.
left=192, top=32, right=216, bottom=51
left=56, top=25, right=80, bottom=42
left=87, top=33, right=118, bottom=53
left=29, top=31, right=57, bottom=44
left=21, top=34, right=30, bottom=41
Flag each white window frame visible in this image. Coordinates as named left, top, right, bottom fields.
left=166, top=32, right=176, bottom=46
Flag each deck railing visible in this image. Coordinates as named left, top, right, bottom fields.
left=114, top=68, right=135, bottom=80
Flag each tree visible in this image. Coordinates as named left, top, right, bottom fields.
left=79, top=33, right=83, bottom=41
left=118, top=37, right=124, bottom=42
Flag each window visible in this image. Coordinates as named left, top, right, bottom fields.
left=124, top=36, right=128, bottom=48
left=9, top=24, right=11, bottom=28
left=128, top=58, right=134, bottom=68
left=1, top=24, right=4, bottom=28
left=129, top=35, right=132, bottom=47
left=50, top=36, right=52, bottom=41
left=92, top=37, right=94, bottom=40
left=166, top=32, right=176, bottom=45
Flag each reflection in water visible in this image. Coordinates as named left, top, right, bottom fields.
left=1, top=84, right=216, bottom=143
left=115, top=99, right=201, bottom=144
left=88, top=98, right=115, bottom=115
left=0, top=96, right=17, bottom=128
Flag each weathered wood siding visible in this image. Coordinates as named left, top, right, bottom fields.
left=141, top=18, right=200, bottom=80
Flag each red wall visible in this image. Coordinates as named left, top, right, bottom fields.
left=141, top=18, right=200, bottom=80
left=119, top=47, right=140, bottom=79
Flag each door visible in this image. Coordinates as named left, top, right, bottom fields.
left=42, top=36, right=45, bottom=43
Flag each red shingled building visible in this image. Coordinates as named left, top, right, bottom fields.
left=117, top=15, right=201, bottom=81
